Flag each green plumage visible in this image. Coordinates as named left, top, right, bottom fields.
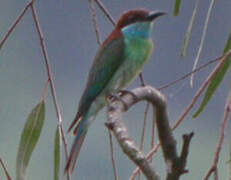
left=79, top=30, right=153, bottom=124
left=66, top=10, right=165, bottom=173
left=78, top=37, right=125, bottom=117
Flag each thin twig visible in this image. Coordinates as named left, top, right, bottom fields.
left=0, top=1, right=69, bottom=179
left=139, top=73, right=146, bottom=86
left=214, top=168, right=218, bottom=180
left=203, top=91, right=231, bottom=180
left=158, top=54, right=222, bottom=90
left=138, top=72, right=148, bottom=180
left=173, top=50, right=231, bottom=130
left=129, top=50, right=231, bottom=180
left=30, top=4, right=70, bottom=180
left=88, top=0, right=102, bottom=45
left=138, top=102, right=150, bottom=180
left=140, top=103, right=150, bottom=151
left=150, top=106, right=156, bottom=163
left=0, top=1, right=33, bottom=49
left=190, top=0, right=216, bottom=87
left=0, top=157, right=12, bottom=180
left=94, top=0, right=116, bottom=26
left=41, top=78, right=50, bottom=101
left=108, top=130, right=118, bottom=180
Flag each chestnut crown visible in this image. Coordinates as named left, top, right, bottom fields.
left=116, top=9, right=166, bottom=29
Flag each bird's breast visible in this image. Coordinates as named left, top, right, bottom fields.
left=112, top=37, right=153, bottom=89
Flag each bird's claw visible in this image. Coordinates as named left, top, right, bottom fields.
left=119, top=90, right=138, bottom=101
left=107, top=93, right=129, bottom=111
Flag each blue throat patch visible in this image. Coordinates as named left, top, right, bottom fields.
left=121, top=22, right=153, bottom=39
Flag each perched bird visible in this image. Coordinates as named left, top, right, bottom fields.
left=66, top=9, right=165, bottom=173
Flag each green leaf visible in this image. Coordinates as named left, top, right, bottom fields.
left=174, top=0, right=181, bottom=16
left=193, top=31, right=231, bottom=118
left=181, top=0, right=200, bottom=57
left=54, top=126, right=60, bottom=180
left=16, top=101, right=45, bottom=180
left=224, top=31, right=231, bottom=54
left=190, top=0, right=215, bottom=87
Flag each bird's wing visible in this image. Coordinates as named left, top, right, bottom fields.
left=68, top=30, right=125, bottom=131
left=79, top=33, right=125, bottom=114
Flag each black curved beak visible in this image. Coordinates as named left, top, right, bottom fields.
left=147, top=11, right=166, bottom=21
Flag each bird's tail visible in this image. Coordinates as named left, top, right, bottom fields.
left=65, top=116, right=88, bottom=174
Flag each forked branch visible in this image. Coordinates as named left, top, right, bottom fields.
left=106, top=86, right=194, bottom=180
left=130, top=49, right=231, bottom=180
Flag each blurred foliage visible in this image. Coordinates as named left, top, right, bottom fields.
left=193, top=31, right=231, bottom=118
left=16, top=101, right=45, bottom=180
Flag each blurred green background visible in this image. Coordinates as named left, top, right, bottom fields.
left=0, top=0, right=231, bottom=179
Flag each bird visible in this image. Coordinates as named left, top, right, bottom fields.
left=65, top=9, right=166, bottom=173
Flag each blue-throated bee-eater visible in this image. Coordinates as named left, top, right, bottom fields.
left=66, top=9, right=166, bottom=173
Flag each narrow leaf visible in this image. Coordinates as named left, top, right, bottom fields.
left=181, top=0, right=200, bottom=57
left=174, top=0, right=181, bottom=16
left=16, top=101, right=45, bottom=180
left=193, top=31, right=231, bottom=118
left=224, top=31, right=231, bottom=55
left=190, top=0, right=215, bottom=87
left=54, top=126, right=60, bottom=180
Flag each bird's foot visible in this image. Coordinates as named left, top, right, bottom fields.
left=107, top=93, right=129, bottom=111
left=119, top=90, right=138, bottom=101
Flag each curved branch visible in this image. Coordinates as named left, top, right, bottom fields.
left=106, top=86, right=161, bottom=180
left=203, top=91, right=231, bottom=180
left=106, top=86, right=193, bottom=180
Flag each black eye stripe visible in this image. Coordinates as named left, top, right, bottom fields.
left=130, top=15, right=145, bottom=22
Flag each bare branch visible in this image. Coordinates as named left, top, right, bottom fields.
left=138, top=102, right=150, bottom=180
left=30, top=5, right=70, bottom=179
left=107, top=86, right=193, bottom=180
left=158, top=54, right=222, bottom=90
left=88, top=0, right=102, bottom=45
left=167, top=132, right=194, bottom=179
left=108, top=130, right=118, bottom=180
left=41, top=78, right=50, bottom=101
left=174, top=50, right=231, bottom=130
left=94, top=0, right=116, bottom=26
left=151, top=107, right=156, bottom=156
left=0, top=1, right=70, bottom=179
left=139, top=73, right=146, bottom=86
left=130, top=50, right=231, bottom=179
left=0, top=1, right=33, bottom=49
left=203, top=91, right=231, bottom=180
left=129, top=144, right=160, bottom=180
left=0, top=157, right=12, bottom=180
left=140, top=103, right=150, bottom=151
left=106, top=86, right=161, bottom=180
left=179, top=133, right=194, bottom=169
